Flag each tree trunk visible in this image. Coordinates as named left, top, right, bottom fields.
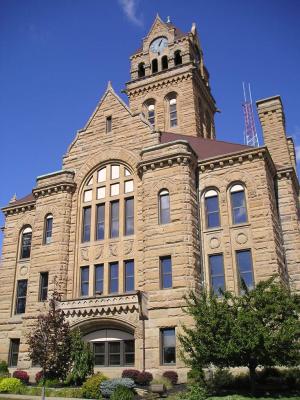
left=249, top=364, right=257, bottom=394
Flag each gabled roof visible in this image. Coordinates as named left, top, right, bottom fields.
left=160, top=132, right=252, bottom=160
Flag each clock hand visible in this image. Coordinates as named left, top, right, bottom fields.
left=159, top=39, right=162, bottom=47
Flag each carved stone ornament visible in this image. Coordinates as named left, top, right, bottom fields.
left=236, top=233, right=248, bottom=245
left=124, top=240, right=133, bottom=255
left=109, top=243, right=118, bottom=257
left=19, top=265, right=28, bottom=276
left=209, top=237, right=220, bottom=249
left=81, top=248, right=89, bottom=261
left=94, top=246, right=103, bottom=260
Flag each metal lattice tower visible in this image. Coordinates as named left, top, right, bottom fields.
left=242, top=82, right=259, bottom=147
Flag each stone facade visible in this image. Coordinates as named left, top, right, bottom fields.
left=0, top=15, right=299, bottom=382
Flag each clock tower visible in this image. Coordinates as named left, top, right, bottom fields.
left=125, top=15, right=217, bottom=138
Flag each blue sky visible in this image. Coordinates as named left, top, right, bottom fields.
left=0, top=0, right=299, bottom=253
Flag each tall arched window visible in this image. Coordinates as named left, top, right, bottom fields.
left=44, top=214, right=53, bottom=244
left=20, top=226, right=32, bottom=259
left=204, top=190, right=220, bottom=228
left=174, top=50, right=182, bottom=66
left=230, top=184, right=248, bottom=224
left=169, top=97, right=178, bottom=127
left=138, top=62, right=145, bottom=78
left=81, top=164, right=134, bottom=243
left=152, top=59, right=158, bottom=73
left=147, top=104, right=155, bottom=126
left=159, top=189, right=170, bottom=224
left=161, top=55, right=168, bottom=70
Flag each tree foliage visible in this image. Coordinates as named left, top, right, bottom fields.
left=69, top=328, right=94, bottom=386
left=179, top=277, right=300, bottom=390
left=27, top=290, right=71, bottom=381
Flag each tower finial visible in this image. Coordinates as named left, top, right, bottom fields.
left=166, top=16, right=171, bottom=23
left=9, top=193, right=17, bottom=203
left=107, top=80, right=112, bottom=91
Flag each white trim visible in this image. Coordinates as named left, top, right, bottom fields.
left=230, top=184, right=244, bottom=193
left=204, top=190, right=218, bottom=198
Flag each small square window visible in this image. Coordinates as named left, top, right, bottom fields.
left=111, top=165, right=120, bottom=180
left=98, top=167, right=106, bottom=183
left=97, top=186, right=106, bottom=199
left=84, top=190, right=93, bottom=202
left=111, top=183, right=120, bottom=196
left=124, top=180, right=133, bottom=193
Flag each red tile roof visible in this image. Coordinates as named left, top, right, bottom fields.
left=160, top=132, right=252, bottom=160
left=6, top=193, right=35, bottom=207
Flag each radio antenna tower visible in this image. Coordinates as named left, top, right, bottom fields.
left=242, top=82, right=259, bottom=147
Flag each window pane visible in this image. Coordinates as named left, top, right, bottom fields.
left=125, top=260, right=134, bottom=292
left=94, top=343, right=105, bottom=366
left=160, top=192, right=170, bottom=224
left=106, top=116, right=112, bottom=133
left=109, top=342, right=120, bottom=366
left=96, top=204, right=105, bottom=240
left=87, top=176, right=93, bottom=186
left=124, top=340, right=135, bottom=365
left=124, top=180, right=133, bottom=193
left=21, top=232, right=32, bottom=259
left=236, top=250, right=254, bottom=290
left=205, top=196, right=220, bottom=228
left=231, top=191, right=247, bottom=224
left=81, top=267, right=89, bottom=296
left=125, top=197, right=134, bottom=236
left=98, top=167, right=106, bottom=183
left=97, top=186, right=105, bottom=199
left=209, top=254, right=225, bottom=295
left=16, top=280, right=27, bottom=314
left=84, top=189, right=93, bottom=202
left=110, top=183, right=120, bottom=196
left=125, top=168, right=131, bottom=176
left=39, top=272, right=49, bottom=301
left=162, top=328, right=176, bottom=364
left=109, top=262, right=119, bottom=293
left=161, top=257, right=172, bottom=289
left=95, top=264, right=104, bottom=294
left=111, top=165, right=120, bottom=180
left=110, top=201, right=119, bottom=238
left=45, top=217, right=53, bottom=244
left=82, top=207, right=91, bottom=242
left=9, top=339, right=20, bottom=367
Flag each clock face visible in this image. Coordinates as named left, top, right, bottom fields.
left=150, top=37, right=168, bottom=54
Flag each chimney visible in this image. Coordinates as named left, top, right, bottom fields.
left=256, top=96, right=293, bottom=169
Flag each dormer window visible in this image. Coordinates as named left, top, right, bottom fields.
left=174, top=50, right=182, bottom=66
left=106, top=116, right=112, bottom=133
left=152, top=59, right=158, bottom=74
left=161, top=56, right=168, bottom=70
left=138, top=62, right=145, bottom=78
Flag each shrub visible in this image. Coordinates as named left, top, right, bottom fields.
left=282, top=367, right=300, bottom=388
left=206, top=368, right=233, bottom=393
left=136, top=371, right=153, bottom=386
left=152, top=377, right=173, bottom=390
left=0, top=361, right=8, bottom=374
left=122, top=369, right=140, bottom=383
left=69, top=328, right=94, bottom=386
left=162, top=370, right=178, bottom=385
left=35, top=370, right=43, bottom=384
left=100, top=378, right=135, bottom=397
left=81, top=372, right=108, bottom=399
left=0, top=377, right=23, bottom=393
left=111, top=385, right=134, bottom=400
left=12, top=370, right=29, bottom=385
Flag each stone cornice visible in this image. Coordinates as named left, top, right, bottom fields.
left=60, top=292, right=141, bottom=318
left=197, top=146, right=276, bottom=175
left=277, top=167, right=299, bottom=191
left=33, top=182, right=76, bottom=200
left=2, top=201, right=36, bottom=216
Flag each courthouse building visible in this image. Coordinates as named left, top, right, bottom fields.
left=0, top=16, right=299, bottom=380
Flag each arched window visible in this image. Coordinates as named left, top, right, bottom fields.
left=138, top=62, right=145, bottom=78
left=205, top=110, right=212, bottom=138
left=152, top=58, right=158, bottom=73
left=84, top=329, right=135, bottom=367
left=44, top=214, right=53, bottom=244
left=81, top=164, right=134, bottom=243
left=20, top=226, right=32, bottom=259
left=169, top=97, right=178, bottom=127
left=204, top=190, right=220, bottom=228
left=230, top=184, right=248, bottom=224
left=148, top=104, right=155, bottom=126
left=161, top=55, right=168, bottom=70
left=159, top=189, right=170, bottom=224
left=174, top=50, right=182, bottom=66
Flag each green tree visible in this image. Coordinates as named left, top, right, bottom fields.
left=69, top=328, right=94, bottom=386
left=27, top=290, right=71, bottom=382
left=179, top=277, right=300, bottom=392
